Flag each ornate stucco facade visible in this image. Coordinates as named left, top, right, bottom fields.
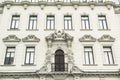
left=0, top=0, right=120, bottom=80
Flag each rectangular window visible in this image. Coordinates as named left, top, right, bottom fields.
left=10, top=15, right=20, bottom=29
left=81, top=16, right=90, bottom=30
left=4, top=47, right=15, bottom=65
left=25, top=47, right=35, bottom=65
left=98, top=0, right=103, bottom=3
left=47, top=0, right=54, bottom=2
left=84, top=46, right=94, bottom=64
left=82, top=0, right=87, bottom=3
left=98, top=16, right=108, bottom=30
left=31, top=0, right=38, bottom=2
left=103, top=46, right=114, bottom=64
left=28, top=15, right=37, bottom=30
left=15, top=0, right=21, bottom=2
left=64, top=16, right=72, bottom=30
left=46, top=15, right=55, bottom=30
left=64, top=0, right=71, bottom=2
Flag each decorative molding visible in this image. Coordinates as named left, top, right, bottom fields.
left=70, top=66, right=84, bottom=73
left=3, top=35, right=21, bottom=42
left=22, top=35, right=40, bottom=42
left=79, top=35, right=96, bottom=42
left=46, top=30, right=73, bottom=48
left=98, top=35, right=115, bottom=42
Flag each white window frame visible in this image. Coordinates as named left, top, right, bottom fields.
left=64, top=16, right=72, bottom=30
left=10, top=15, right=20, bottom=29
left=84, top=46, right=94, bottom=64
left=81, top=16, right=90, bottom=30
left=4, top=47, right=15, bottom=65
left=46, top=15, right=55, bottom=30
left=28, top=15, right=37, bottom=30
left=98, top=15, right=108, bottom=30
left=103, top=46, right=114, bottom=64
left=25, top=47, right=35, bottom=65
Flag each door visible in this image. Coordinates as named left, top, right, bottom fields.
left=55, top=49, right=65, bottom=71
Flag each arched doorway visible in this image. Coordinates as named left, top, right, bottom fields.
left=55, top=49, right=65, bottom=71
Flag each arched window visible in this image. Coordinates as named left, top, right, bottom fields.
left=55, top=49, right=65, bottom=71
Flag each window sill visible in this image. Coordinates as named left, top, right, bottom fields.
left=26, top=29, right=39, bottom=31
left=63, top=29, right=75, bottom=31
left=98, top=29, right=111, bottom=31
left=44, top=29, right=56, bottom=31
left=7, top=29, right=20, bottom=31
left=21, top=64, right=36, bottom=66
left=83, top=64, right=98, bottom=66
left=103, top=64, right=118, bottom=66
left=0, top=64, right=16, bottom=66
left=80, top=29, right=93, bottom=31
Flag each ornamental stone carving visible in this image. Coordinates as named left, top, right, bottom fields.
left=3, top=35, right=21, bottom=42
left=79, top=35, right=96, bottom=42
left=46, top=30, right=73, bottom=48
left=98, top=35, right=115, bottom=42
left=22, top=35, right=40, bottom=42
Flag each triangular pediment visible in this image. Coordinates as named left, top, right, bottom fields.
left=98, top=35, right=115, bottom=42
left=3, top=35, right=21, bottom=42
left=79, top=35, right=96, bottom=42
left=22, top=35, right=40, bottom=42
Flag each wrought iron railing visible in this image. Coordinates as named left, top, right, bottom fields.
left=51, top=63, right=68, bottom=72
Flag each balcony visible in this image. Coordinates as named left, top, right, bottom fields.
left=51, top=63, right=68, bottom=72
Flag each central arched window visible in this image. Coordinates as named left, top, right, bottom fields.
left=55, top=49, right=65, bottom=71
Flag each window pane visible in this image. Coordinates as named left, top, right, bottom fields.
left=11, top=15, right=20, bottom=29
left=81, top=16, right=90, bottom=29
left=85, top=52, right=89, bottom=64
left=47, top=16, right=55, bottom=30
left=64, top=16, right=72, bottom=30
left=4, top=47, right=15, bottom=64
left=89, top=52, right=94, bottom=64
left=25, top=47, right=35, bottom=64
left=29, top=16, right=37, bottom=30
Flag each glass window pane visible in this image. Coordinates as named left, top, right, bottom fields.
left=89, top=52, right=94, bottom=64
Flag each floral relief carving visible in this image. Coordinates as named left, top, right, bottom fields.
left=79, top=35, right=96, bottom=42
left=98, top=35, right=115, bottom=42
left=46, top=30, right=73, bottom=48
left=3, top=35, right=21, bottom=42
left=22, top=35, right=40, bottom=42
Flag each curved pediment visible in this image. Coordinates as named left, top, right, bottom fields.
left=3, top=35, right=21, bottom=42
left=79, top=35, right=96, bottom=42
left=46, top=30, right=73, bottom=41
left=98, top=35, right=115, bottom=42
left=22, top=35, right=40, bottom=42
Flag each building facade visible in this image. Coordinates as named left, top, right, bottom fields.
left=0, top=0, right=120, bottom=80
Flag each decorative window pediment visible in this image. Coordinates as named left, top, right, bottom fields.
left=22, top=35, right=40, bottom=42
left=79, top=35, right=96, bottom=42
left=46, top=30, right=73, bottom=41
left=3, top=35, right=21, bottom=42
left=98, top=35, right=115, bottom=42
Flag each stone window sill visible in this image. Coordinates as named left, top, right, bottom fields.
left=98, top=29, right=111, bottom=31
left=44, top=29, right=56, bottom=31
left=103, top=64, right=118, bottom=66
left=7, top=29, right=20, bottom=31
left=26, top=29, right=39, bottom=31
left=63, top=29, right=75, bottom=31
left=80, top=29, right=93, bottom=31
left=21, top=64, right=36, bottom=66
left=83, top=64, right=98, bottom=66
left=0, top=64, right=16, bottom=66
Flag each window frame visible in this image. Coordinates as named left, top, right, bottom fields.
left=103, top=46, right=114, bottom=64
left=84, top=46, right=95, bottom=65
left=24, top=47, right=35, bottom=65
left=28, top=15, right=37, bottom=30
left=4, top=47, right=15, bottom=65
left=81, top=15, right=90, bottom=30
left=10, top=15, right=20, bottom=30
left=98, top=15, right=108, bottom=30
left=46, top=15, right=55, bottom=30
left=64, top=15, right=73, bottom=30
